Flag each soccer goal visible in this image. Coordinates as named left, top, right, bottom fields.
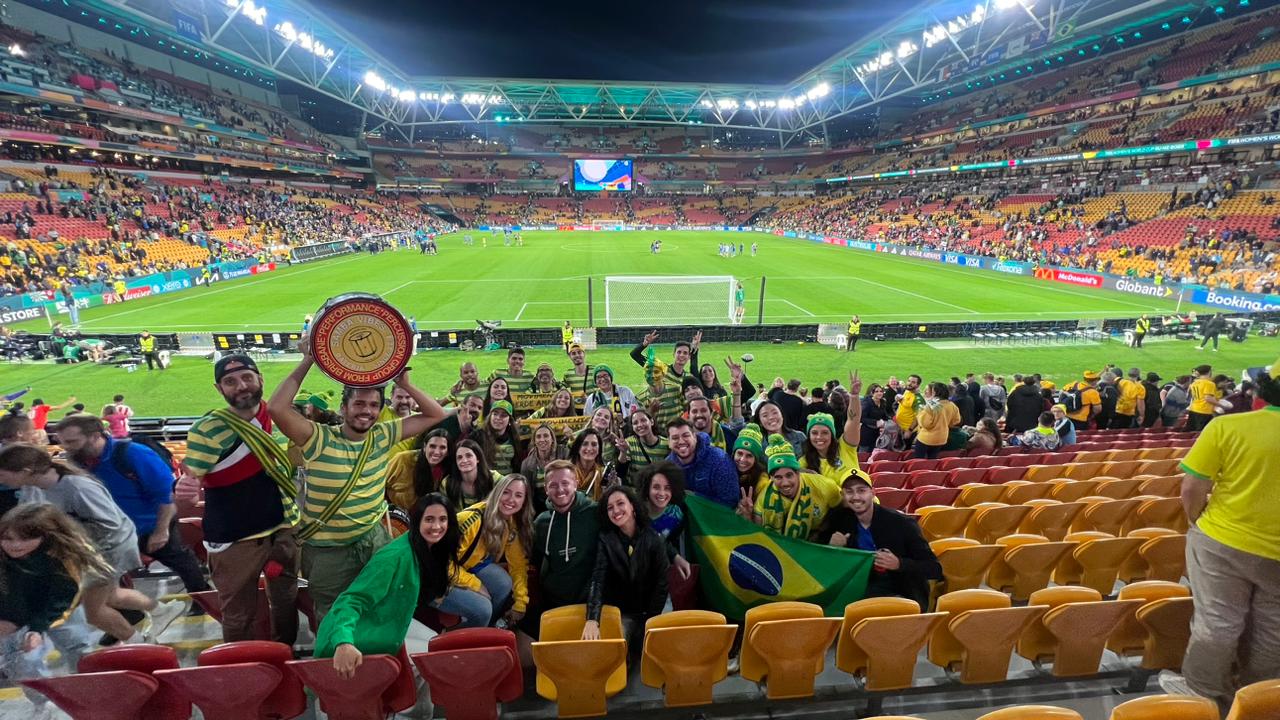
left=603, top=275, right=736, bottom=327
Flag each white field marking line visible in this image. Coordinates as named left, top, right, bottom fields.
left=383, top=281, right=415, bottom=295
left=849, top=275, right=981, bottom=314
left=79, top=256, right=365, bottom=326
left=779, top=240, right=1168, bottom=311
left=778, top=298, right=816, bottom=317
left=514, top=303, right=529, bottom=322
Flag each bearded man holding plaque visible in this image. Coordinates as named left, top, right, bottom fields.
left=268, top=295, right=448, bottom=622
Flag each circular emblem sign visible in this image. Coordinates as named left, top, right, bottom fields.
left=310, top=294, right=412, bottom=387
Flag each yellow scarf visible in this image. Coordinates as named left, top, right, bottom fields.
left=758, top=475, right=823, bottom=540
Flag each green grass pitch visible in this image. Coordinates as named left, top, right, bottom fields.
left=4, top=230, right=1277, bottom=417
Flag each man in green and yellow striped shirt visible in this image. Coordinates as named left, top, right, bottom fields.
left=629, top=329, right=702, bottom=431
left=268, top=341, right=449, bottom=621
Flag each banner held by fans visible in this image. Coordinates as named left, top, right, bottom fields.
left=684, top=494, right=874, bottom=619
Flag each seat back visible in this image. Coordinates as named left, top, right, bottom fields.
left=1050, top=479, right=1099, bottom=502
left=640, top=610, right=729, bottom=688
left=946, top=467, right=989, bottom=487
left=1075, top=498, right=1142, bottom=535
left=976, top=706, right=1084, bottom=720
left=910, top=486, right=961, bottom=511
left=1064, top=461, right=1108, bottom=480
left=22, top=671, right=159, bottom=720
left=743, top=601, right=823, bottom=681
left=957, top=483, right=1006, bottom=507
left=1135, top=533, right=1187, bottom=583
left=874, top=487, right=913, bottom=511
left=748, top=617, right=842, bottom=699
left=287, top=655, right=401, bottom=720
left=154, top=662, right=283, bottom=720
left=1017, top=586, right=1103, bottom=663
left=874, top=471, right=910, bottom=488
left=1107, top=581, right=1191, bottom=657
left=1035, top=599, right=1145, bottom=676
left=1131, top=497, right=1188, bottom=533
left=917, top=506, right=976, bottom=541
left=986, top=535, right=1073, bottom=601
left=927, top=589, right=1009, bottom=670
left=1139, top=458, right=1182, bottom=476
left=1137, top=475, right=1181, bottom=497
left=1101, top=460, right=1144, bottom=479
left=427, top=628, right=523, bottom=703
left=197, top=640, right=304, bottom=720
left=530, top=639, right=628, bottom=718
left=413, top=647, right=516, bottom=720
left=1227, top=679, right=1280, bottom=720
left=1002, top=481, right=1051, bottom=505
left=1110, top=694, right=1220, bottom=720
left=77, top=645, right=186, bottom=720
left=907, top=470, right=949, bottom=489
left=940, top=603, right=1049, bottom=684
left=835, top=596, right=919, bottom=675
left=1065, top=536, right=1146, bottom=595
left=967, top=503, right=1033, bottom=543
left=1020, top=501, right=1085, bottom=541
left=1133, top=597, right=1195, bottom=670
left=668, top=562, right=701, bottom=610
left=641, top=624, right=737, bottom=706
left=849, top=612, right=948, bottom=691
left=1095, top=477, right=1143, bottom=499
left=933, top=542, right=1003, bottom=592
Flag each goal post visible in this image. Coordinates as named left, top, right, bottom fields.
left=603, top=275, right=736, bottom=327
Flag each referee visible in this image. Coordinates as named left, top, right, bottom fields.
left=846, top=315, right=861, bottom=352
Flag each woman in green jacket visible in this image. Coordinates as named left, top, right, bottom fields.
left=315, top=493, right=460, bottom=678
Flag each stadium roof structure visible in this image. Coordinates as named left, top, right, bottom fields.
left=84, top=0, right=1253, bottom=144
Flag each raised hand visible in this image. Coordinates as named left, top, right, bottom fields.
left=736, top=486, right=755, bottom=519
left=691, top=329, right=703, bottom=351
left=828, top=531, right=849, bottom=547
left=642, top=329, right=659, bottom=347
left=848, top=369, right=863, bottom=397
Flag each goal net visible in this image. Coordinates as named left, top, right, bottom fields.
left=604, top=275, right=736, bottom=327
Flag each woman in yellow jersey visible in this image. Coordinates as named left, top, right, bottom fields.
left=436, top=475, right=533, bottom=628
left=800, top=412, right=863, bottom=484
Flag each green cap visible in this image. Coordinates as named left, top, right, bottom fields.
left=765, top=434, right=801, bottom=474
left=806, top=412, right=836, bottom=436
left=733, top=423, right=765, bottom=462
left=594, top=364, right=614, bottom=381
left=489, top=400, right=514, bottom=416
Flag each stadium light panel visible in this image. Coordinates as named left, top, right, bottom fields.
left=362, top=70, right=388, bottom=92
left=7, top=43, right=23, bottom=57
left=397, top=89, right=415, bottom=102
left=778, top=98, right=796, bottom=109
left=745, top=99, right=758, bottom=109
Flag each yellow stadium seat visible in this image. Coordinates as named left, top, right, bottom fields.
left=1064, top=462, right=1109, bottom=480
left=966, top=503, right=1034, bottom=544
left=977, top=706, right=1084, bottom=720
left=957, top=484, right=1007, bottom=507
left=1095, top=477, right=1144, bottom=499
left=741, top=601, right=823, bottom=682
left=1107, top=581, right=1191, bottom=657
left=640, top=610, right=733, bottom=705
left=928, top=589, right=1047, bottom=685
left=1072, top=450, right=1111, bottom=464
left=1055, top=532, right=1145, bottom=596
left=848, top=610, right=947, bottom=691
left=1022, top=465, right=1067, bottom=482
left=1227, top=679, right=1280, bottom=720
left=748, top=617, right=841, bottom=699
left=536, top=604, right=626, bottom=700
left=917, top=506, right=977, bottom=542
left=531, top=639, right=628, bottom=718
left=1103, top=449, right=1143, bottom=463
left=1002, top=481, right=1053, bottom=505
left=1110, top=694, right=1219, bottom=720
left=1101, top=461, right=1146, bottom=479
left=1019, top=500, right=1085, bottom=541
left=1072, top=498, right=1142, bottom=535
left=1125, top=497, right=1188, bottom=533
left=1050, top=479, right=1100, bottom=502
left=1137, top=447, right=1175, bottom=461
left=1136, top=475, right=1181, bottom=497
left=931, top=538, right=1003, bottom=592
left=1119, top=529, right=1185, bottom=583
left=1140, top=459, right=1182, bottom=476
left=1017, top=587, right=1143, bottom=677
left=641, top=624, right=737, bottom=707
left=836, top=597, right=919, bottom=676
left=986, top=534, right=1074, bottom=601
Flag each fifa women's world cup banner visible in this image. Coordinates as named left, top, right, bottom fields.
left=684, top=495, right=874, bottom=619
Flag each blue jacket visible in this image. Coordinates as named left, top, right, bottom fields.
left=668, top=432, right=738, bottom=508
left=91, top=436, right=174, bottom=536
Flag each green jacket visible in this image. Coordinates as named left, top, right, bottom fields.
left=531, top=492, right=600, bottom=607
left=314, top=534, right=419, bottom=658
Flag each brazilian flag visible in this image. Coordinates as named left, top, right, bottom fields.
left=685, top=494, right=875, bottom=619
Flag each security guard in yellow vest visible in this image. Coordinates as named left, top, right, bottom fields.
left=1133, top=314, right=1151, bottom=348
left=138, top=330, right=162, bottom=371
left=846, top=315, right=861, bottom=352
left=561, top=321, right=574, bottom=352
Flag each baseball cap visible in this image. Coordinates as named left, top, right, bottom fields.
left=1146, top=372, right=1162, bottom=383
left=214, top=354, right=259, bottom=383
left=841, top=467, right=873, bottom=490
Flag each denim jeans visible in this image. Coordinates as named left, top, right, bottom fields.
left=434, top=563, right=513, bottom=628
left=0, top=626, right=51, bottom=706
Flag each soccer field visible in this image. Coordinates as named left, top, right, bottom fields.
left=8, top=230, right=1208, bottom=334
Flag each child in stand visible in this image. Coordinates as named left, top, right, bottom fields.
left=0, top=504, right=112, bottom=718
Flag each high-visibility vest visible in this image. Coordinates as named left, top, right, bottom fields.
left=848, top=320, right=861, bottom=335
left=561, top=325, right=574, bottom=343
left=139, top=336, right=155, bottom=353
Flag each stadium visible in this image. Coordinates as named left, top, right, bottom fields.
left=0, top=0, right=1279, bottom=717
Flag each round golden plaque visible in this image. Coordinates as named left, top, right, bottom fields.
left=309, top=293, right=412, bottom=387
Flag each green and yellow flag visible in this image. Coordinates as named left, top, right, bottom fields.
left=685, top=494, right=875, bottom=619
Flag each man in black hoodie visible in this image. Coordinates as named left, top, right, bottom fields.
left=1005, top=376, right=1045, bottom=433
left=518, top=460, right=599, bottom=658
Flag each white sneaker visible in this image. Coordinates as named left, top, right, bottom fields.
left=726, top=657, right=740, bottom=675
left=1158, top=670, right=1201, bottom=698
left=148, top=599, right=190, bottom=640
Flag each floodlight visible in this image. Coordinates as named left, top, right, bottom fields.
left=995, top=0, right=1019, bottom=8
left=397, top=89, right=415, bottom=102
left=745, top=99, right=758, bottom=109
left=7, top=43, right=23, bottom=57
left=778, top=98, right=795, bottom=109
left=362, top=71, right=388, bottom=92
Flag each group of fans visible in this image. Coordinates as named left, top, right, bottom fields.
left=0, top=330, right=1277, bottom=717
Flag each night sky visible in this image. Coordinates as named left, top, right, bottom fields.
left=303, top=0, right=908, bottom=84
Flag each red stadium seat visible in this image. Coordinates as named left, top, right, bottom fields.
left=198, top=641, right=305, bottom=720
left=984, top=467, right=1027, bottom=484
left=907, top=470, right=950, bottom=489
left=903, top=459, right=940, bottom=473
left=77, top=646, right=187, bottom=720
left=875, top=488, right=913, bottom=511
left=154, top=662, right=283, bottom=720
left=426, top=629, right=524, bottom=703
left=288, top=655, right=402, bottom=720
left=870, top=461, right=906, bottom=474
left=23, top=671, right=159, bottom=720
left=946, top=468, right=990, bottom=488
left=938, top=457, right=977, bottom=471
left=971, top=457, right=1009, bottom=469
left=414, top=648, right=515, bottom=720
left=873, top=472, right=911, bottom=489
left=911, top=486, right=961, bottom=511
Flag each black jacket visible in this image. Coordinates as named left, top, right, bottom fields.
left=768, top=388, right=807, bottom=433
left=860, top=397, right=893, bottom=449
left=586, top=526, right=670, bottom=622
left=816, top=504, right=941, bottom=611
left=1005, top=383, right=1045, bottom=433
